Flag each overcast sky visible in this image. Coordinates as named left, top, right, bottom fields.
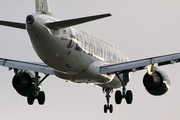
left=0, top=0, right=180, bottom=120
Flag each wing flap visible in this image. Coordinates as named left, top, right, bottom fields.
left=0, top=58, right=54, bottom=75
left=100, top=53, right=180, bottom=74
left=100, top=59, right=150, bottom=74
left=152, top=53, right=180, bottom=66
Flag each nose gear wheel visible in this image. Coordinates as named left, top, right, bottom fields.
left=103, top=88, right=113, bottom=113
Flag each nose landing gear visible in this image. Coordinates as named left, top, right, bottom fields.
left=103, top=88, right=113, bottom=113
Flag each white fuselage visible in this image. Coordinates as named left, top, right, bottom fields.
left=27, top=14, right=129, bottom=89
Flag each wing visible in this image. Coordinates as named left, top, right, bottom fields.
left=0, top=58, right=54, bottom=75
left=100, top=53, right=180, bottom=74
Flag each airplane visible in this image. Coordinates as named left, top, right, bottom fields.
left=0, top=0, right=179, bottom=113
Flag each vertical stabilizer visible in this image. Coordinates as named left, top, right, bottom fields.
left=36, top=0, right=51, bottom=14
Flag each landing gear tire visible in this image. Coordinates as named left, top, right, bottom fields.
left=125, top=90, right=133, bottom=104
left=115, top=90, right=122, bottom=104
left=104, top=104, right=107, bottom=113
left=103, top=88, right=114, bottom=113
left=27, top=91, right=34, bottom=105
left=109, top=104, right=113, bottom=113
left=38, top=91, right=45, bottom=105
left=104, top=104, right=113, bottom=113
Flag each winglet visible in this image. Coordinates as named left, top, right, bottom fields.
left=46, top=13, right=112, bottom=29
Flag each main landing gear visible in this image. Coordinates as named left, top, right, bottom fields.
left=27, top=91, right=45, bottom=105
left=27, top=72, right=49, bottom=105
left=115, top=72, right=133, bottom=105
left=115, top=89, right=133, bottom=104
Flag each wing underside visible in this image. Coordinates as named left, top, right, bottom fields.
left=0, top=58, right=54, bottom=75
left=100, top=53, right=180, bottom=74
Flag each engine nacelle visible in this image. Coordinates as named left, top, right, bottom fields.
left=12, top=71, right=35, bottom=97
left=143, top=69, right=170, bottom=96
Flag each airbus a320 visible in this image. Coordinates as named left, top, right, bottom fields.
left=0, top=0, right=178, bottom=113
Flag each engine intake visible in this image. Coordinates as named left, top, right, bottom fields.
left=12, top=71, right=34, bottom=96
left=143, top=69, right=170, bottom=96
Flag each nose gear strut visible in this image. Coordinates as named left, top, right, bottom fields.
left=103, top=88, right=113, bottom=113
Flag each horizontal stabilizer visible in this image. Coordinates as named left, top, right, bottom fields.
left=0, top=20, right=26, bottom=29
left=46, top=13, right=111, bottom=29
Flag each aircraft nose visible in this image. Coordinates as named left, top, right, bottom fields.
left=26, top=15, right=34, bottom=24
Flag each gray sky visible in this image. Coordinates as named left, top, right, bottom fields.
left=0, top=0, right=180, bottom=119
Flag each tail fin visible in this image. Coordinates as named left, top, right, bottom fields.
left=36, top=0, right=51, bottom=14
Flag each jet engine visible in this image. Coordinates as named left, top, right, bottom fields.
left=12, top=71, right=37, bottom=97
left=143, top=69, right=170, bottom=96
